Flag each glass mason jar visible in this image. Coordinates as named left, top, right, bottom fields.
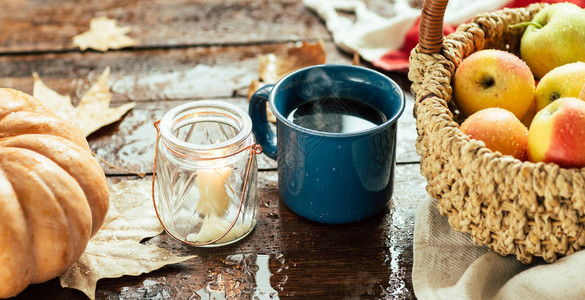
left=153, top=100, right=260, bottom=247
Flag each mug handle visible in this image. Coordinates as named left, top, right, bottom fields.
left=248, top=84, right=277, bottom=160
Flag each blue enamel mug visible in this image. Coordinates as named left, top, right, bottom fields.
left=249, top=64, right=405, bottom=224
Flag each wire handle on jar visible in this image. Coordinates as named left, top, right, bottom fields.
left=151, top=120, right=262, bottom=246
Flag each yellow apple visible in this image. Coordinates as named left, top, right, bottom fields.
left=460, top=108, right=528, bottom=161
left=528, top=97, right=585, bottom=168
left=453, top=49, right=535, bottom=120
left=534, top=62, right=585, bottom=112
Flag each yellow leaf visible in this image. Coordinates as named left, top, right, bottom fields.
left=59, top=180, right=196, bottom=300
left=72, top=16, right=138, bottom=52
left=33, top=67, right=136, bottom=137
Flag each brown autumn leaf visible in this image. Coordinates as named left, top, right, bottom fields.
left=247, top=80, right=276, bottom=123
left=247, top=40, right=327, bottom=122
left=258, top=40, right=327, bottom=83
left=72, top=16, right=138, bottom=52
left=33, top=67, right=135, bottom=137
left=59, top=180, right=196, bottom=300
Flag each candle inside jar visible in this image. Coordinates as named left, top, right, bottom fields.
left=188, top=167, right=249, bottom=243
left=194, top=167, right=232, bottom=216
left=186, top=214, right=250, bottom=244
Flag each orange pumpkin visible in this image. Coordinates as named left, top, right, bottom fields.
left=0, top=88, right=109, bottom=298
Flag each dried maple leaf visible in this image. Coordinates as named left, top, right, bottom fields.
left=247, top=40, right=326, bottom=122
left=59, top=180, right=196, bottom=300
left=33, top=67, right=136, bottom=137
left=73, top=16, right=138, bottom=52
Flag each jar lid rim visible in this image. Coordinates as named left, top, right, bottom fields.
left=159, top=100, right=252, bottom=153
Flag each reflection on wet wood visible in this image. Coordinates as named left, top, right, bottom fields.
left=0, top=42, right=349, bottom=102
left=88, top=96, right=417, bottom=174
left=15, top=164, right=426, bottom=299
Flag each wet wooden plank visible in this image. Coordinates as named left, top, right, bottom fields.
left=397, top=93, right=418, bottom=164
left=14, top=163, right=427, bottom=299
left=0, top=0, right=331, bottom=53
left=0, top=43, right=418, bottom=171
left=88, top=94, right=417, bottom=173
left=0, top=42, right=355, bottom=103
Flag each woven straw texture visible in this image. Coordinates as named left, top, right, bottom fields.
left=408, top=2, right=585, bottom=264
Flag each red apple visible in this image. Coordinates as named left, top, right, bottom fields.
left=461, top=108, right=528, bottom=161
left=528, top=97, right=585, bottom=168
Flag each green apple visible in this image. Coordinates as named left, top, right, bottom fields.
left=519, top=3, right=585, bottom=79
left=534, top=62, right=585, bottom=111
left=453, top=49, right=535, bottom=120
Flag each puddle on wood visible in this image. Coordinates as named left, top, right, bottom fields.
left=196, top=253, right=279, bottom=299
left=119, top=253, right=282, bottom=299
left=380, top=164, right=427, bottom=297
left=382, top=206, right=412, bottom=298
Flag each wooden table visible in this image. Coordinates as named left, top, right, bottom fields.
left=2, top=0, right=427, bottom=299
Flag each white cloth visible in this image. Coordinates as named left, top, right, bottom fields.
left=303, top=0, right=510, bottom=62
left=413, top=196, right=585, bottom=300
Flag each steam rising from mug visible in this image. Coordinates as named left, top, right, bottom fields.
left=300, top=68, right=336, bottom=99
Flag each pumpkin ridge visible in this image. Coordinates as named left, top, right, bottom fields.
left=0, top=147, right=89, bottom=283
left=0, top=88, right=50, bottom=120
left=0, top=134, right=109, bottom=236
left=27, top=150, right=94, bottom=281
left=0, top=111, right=89, bottom=150
left=0, top=168, right=35, bottom=298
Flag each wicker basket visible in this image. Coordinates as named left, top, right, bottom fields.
left=408, top=1, right=585, bottom=264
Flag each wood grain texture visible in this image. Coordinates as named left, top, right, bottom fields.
left=0, top=43, right=344, bottom=102
left=0, top=41, right=413, bottom=103
left=0, top=0, right=331, bottom=53
left=0, top=42, right=418, bottom=172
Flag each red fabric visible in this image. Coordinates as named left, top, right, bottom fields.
left=372, top=18, right=455, bottom=72
left=373, top=0, right=585, bottom=72
left=506, top=0, right=585, bottom=8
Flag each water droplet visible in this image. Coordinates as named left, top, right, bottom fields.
left=249, top=264, right=260, bottom=272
